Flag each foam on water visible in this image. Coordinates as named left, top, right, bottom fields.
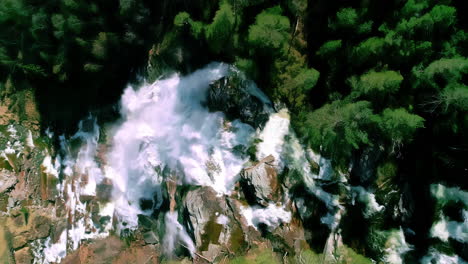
left=431, top=211, right=468, bottom=243
left=256, top=109, right=290, bottom=165
left=256, top=108, right=344, bottom=230
left=382, top=228, right=412, bottom=264
left=352, top=186, right=384, bottom=218
left=26, top=130, right=35, bottom=148
left=108, top=63, right=254, bottom=229
left=37, top=118, right=114, bottom=263
left=42, top=231, right=67, bottom=264
left=421, top=249, right=468, bottom=264
left=429, top=184, right=468, bottom=244
left=241, top=203, right=292, bottom=230
left=41, top=154, right=60, bottom=178
left=163, top=212, right=196, bottom=256
left=37, top=63, right=259, bottom=261
left=431, top=184, right=468, bottom=204
left=216, top=214, right=229, bottom=225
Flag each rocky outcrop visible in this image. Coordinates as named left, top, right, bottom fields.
left=207, top=73, right=271, bottom=128
left=183, top=186, right=252, bottom=260
left=240, top=155, right=281, bottom=206
left=14, top=247, right=33, bottom=264
left=0, top=170, right=17, bottom=194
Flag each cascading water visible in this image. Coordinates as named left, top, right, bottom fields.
left=39, top=63, right=349, bottom=261
left=107, top=63, right=256, bottom=231
left=27, top=62, right=467, bottom=263
left=36, top=63, right=261, bottom=262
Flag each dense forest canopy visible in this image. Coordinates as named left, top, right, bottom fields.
left=0, top=0, right=467, bottom=261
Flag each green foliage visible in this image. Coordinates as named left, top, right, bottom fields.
left=300, top=100, right=375, bottom=168
left=83, top=63, right=103, bottom=73
left=0, top=0, right=29, bottom=24
left=30, top=11, right=48, bottom=40
left=92, top=32, right=118, bottom=60
left=0, top=46, right=12, bottom=65
left=190, top=21, right=204, bottom=39
left=17, top=63, right=47, bottom=77
left=438, top=84, right=468, bottom=112
left=247, top=6, right=290, bottom=52
left=374, top=108, right=424, bottom=148
left=19, top=206, right=29, bottom=224
left=294, top=250, right=323, bottom=263
left=392, top=5, right=456, bottom=38
left=351, top=37, right=385, bottom=65
left=376, top=161, right=397, bottom=181
left=174, top=12, right=205, bottom=39
left=337, top=245, right=373, bottom=264
left=277, top=68, right=319, bottom=108
left=235, top=57, right=258, bottom=79
left=422, top=57, right=468, bottom=85
left=333, top=8, right=358, bottom=29
left=400, top=0, right=430, bottom=18
left=174, top=12, right=191, bottom=27
left=288, top=0, right=308, bottom=17
left=316, top=40, right=342, bottom=58
left=350, top=70, right=403, bottom=98
left=205, top=2, right=236, bottom=53
left=51, top=14, right=65, bottom=39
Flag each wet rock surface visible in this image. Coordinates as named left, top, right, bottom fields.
left=207, top=73, right=271, bottom=128
left=183, top=186, right=249, bottom=258
left=240, top=155, right=280, bottom=206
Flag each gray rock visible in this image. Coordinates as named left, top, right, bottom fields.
left=183, top=186, right=247, bottom=255
left=184, top=187, right=226, bottom=249
left=0, top=170, right=17, bottom=194
left=351, top=146, right=382, bottom=185
left=207, top=72, right=271, bottom=128
left=241, top=155, right=280, bottom=206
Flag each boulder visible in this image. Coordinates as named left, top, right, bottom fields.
left=0, top=170, right=17, bottom=194
left=351, top=146, right=382, bottom=186
left=207, top=73, right=271, bottom=128
left=241, top=155, right=280, bottom=206
left=183, top=187, right=248, bottom=258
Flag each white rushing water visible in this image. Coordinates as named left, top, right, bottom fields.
left=255, top=109, right=343, bottom=230
left=38, top=63, right=260, bottom=261
left=108, top=63, right=256, bottom=229
left=351, top=186, right=384, bottom=218
left=163, top=212, right=196, bottom=257
left=429, top=184, right=468, bottom=243
left=421, top=249, right=468, bottom=264
left=382, top=228, right=412, bottom=264
left=241, top=203, right=292, bottom=231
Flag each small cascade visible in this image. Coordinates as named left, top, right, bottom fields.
left=162, top=174, right=196, bottom=257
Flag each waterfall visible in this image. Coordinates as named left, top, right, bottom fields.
left=38, top=63, right=258, bottom=261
